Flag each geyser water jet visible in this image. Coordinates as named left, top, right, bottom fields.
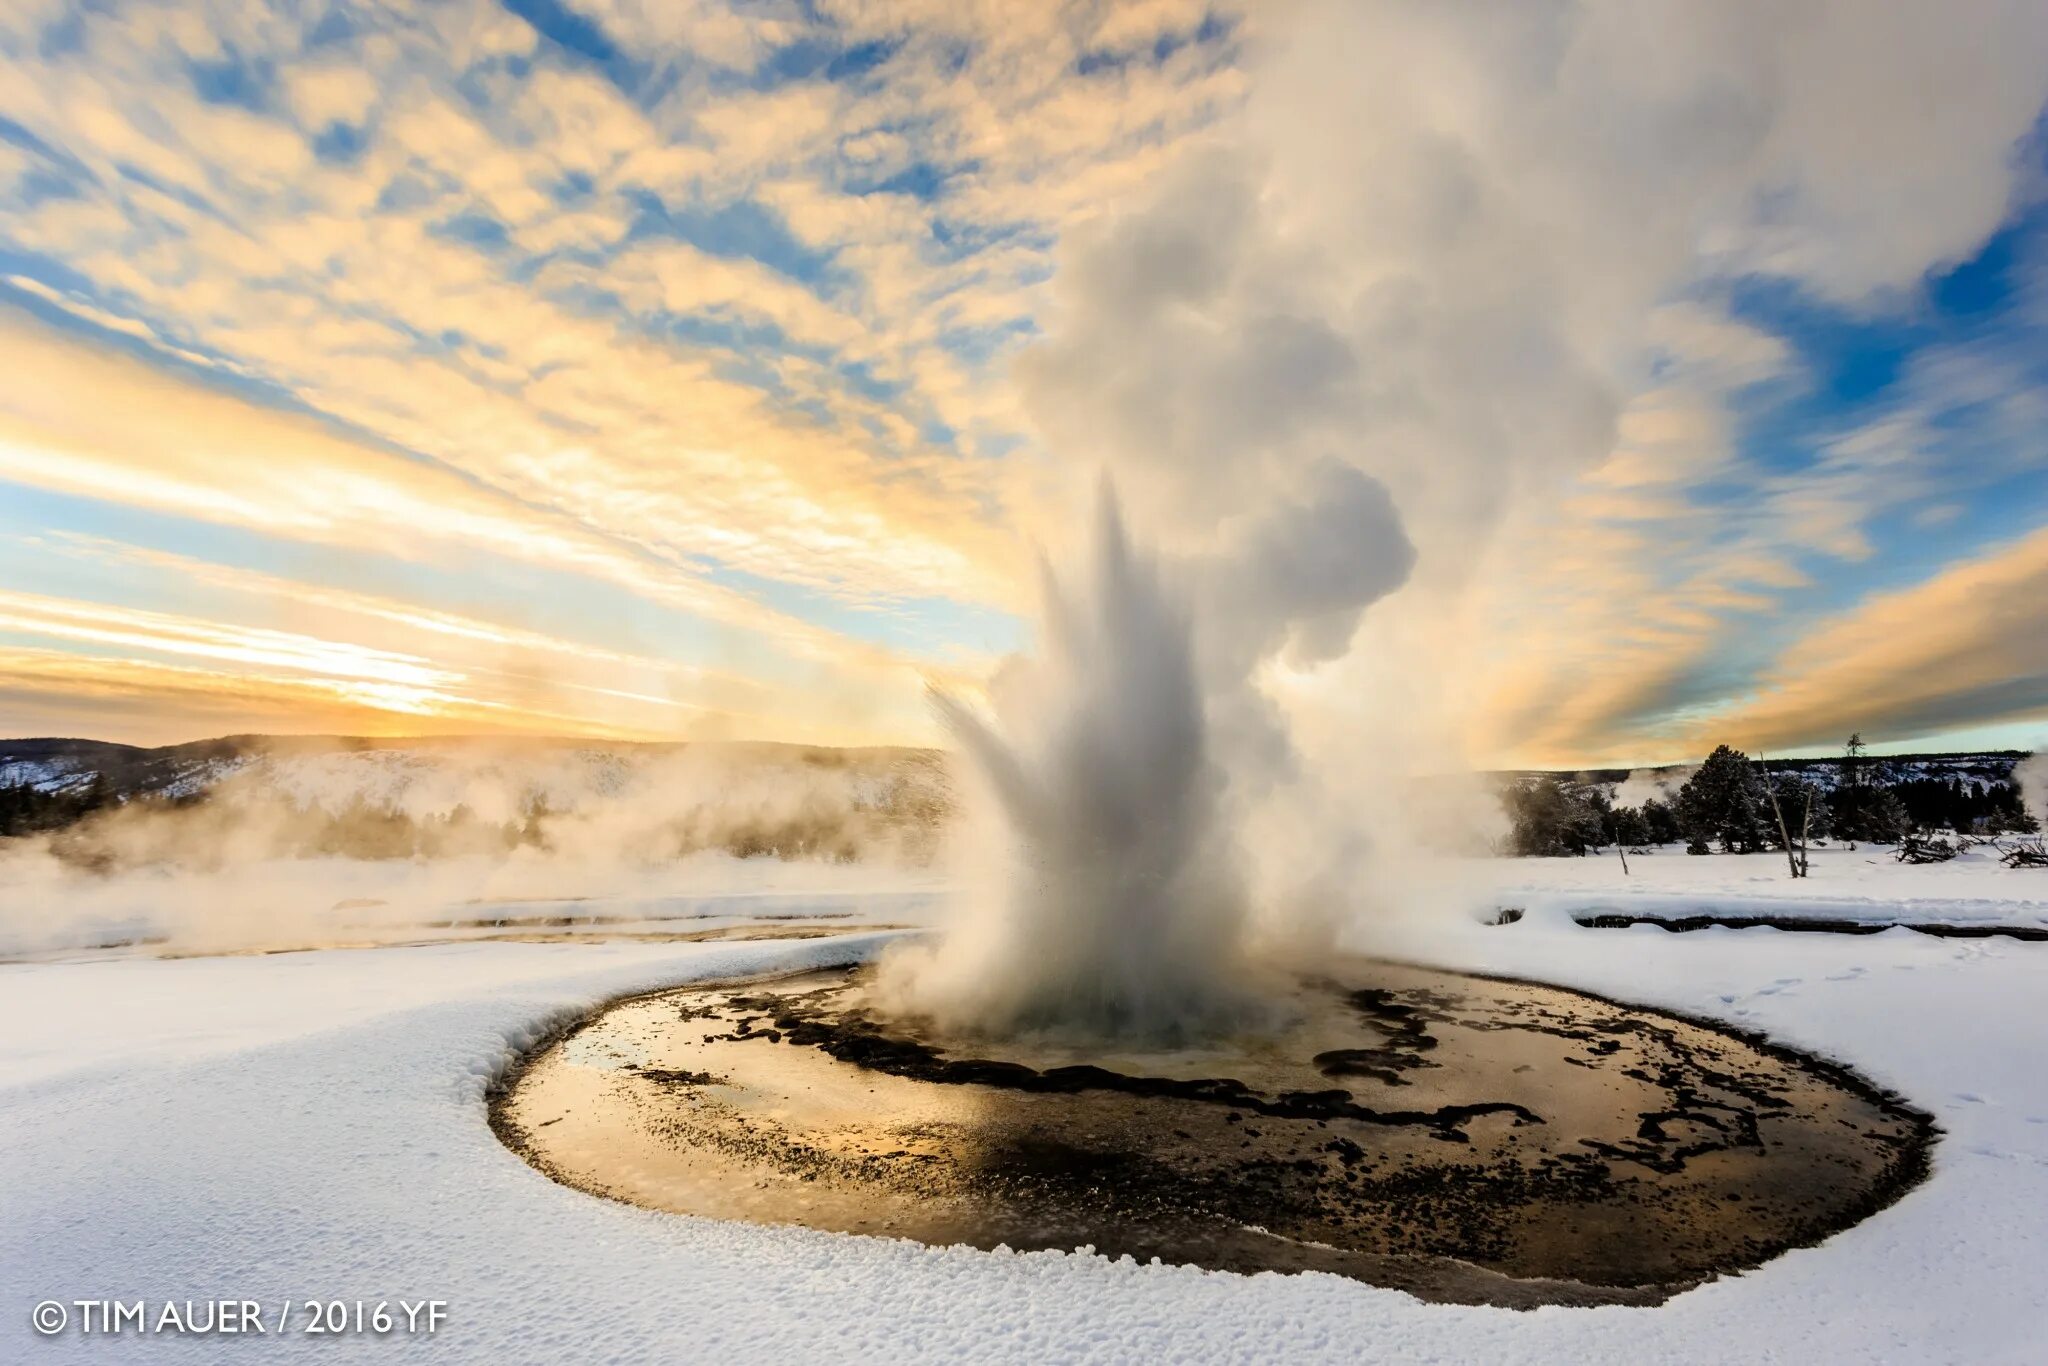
left=875, top=488, right=1260, bottom=1040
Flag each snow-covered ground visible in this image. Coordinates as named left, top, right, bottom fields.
left=3, top=853, right=2045, bottom=1362
left=1463, top=842, right=2048, bottom=930
left=0, top=852, right=950, bottom=960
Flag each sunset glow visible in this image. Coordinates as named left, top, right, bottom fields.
left=2, top=1, right=2045, bottom=765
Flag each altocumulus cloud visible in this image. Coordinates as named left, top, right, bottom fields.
left=0, top=0, right=2044, bottom=764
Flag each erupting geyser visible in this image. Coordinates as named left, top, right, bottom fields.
left=491, top=481, right=1942, bottom=1308
left=874, top=488, right=1261, bottom=1040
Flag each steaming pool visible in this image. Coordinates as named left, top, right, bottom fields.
left=492, top=958, right=1931, bottom=1308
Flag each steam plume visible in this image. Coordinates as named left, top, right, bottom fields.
left=2017, top=750, right=2048, bottom=831
left=1014, top=0, right=2048, bottom=916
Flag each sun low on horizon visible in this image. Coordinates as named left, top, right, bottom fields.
left=13, top=8, right=2048, bottom=1365
left=1, top=0, right=2046, bottom=771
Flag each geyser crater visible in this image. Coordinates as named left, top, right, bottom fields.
left=492, top=957, right=1933, bottom=1307
left=492, top=492, right=1927, bottom=1305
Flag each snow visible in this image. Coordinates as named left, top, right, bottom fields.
left=0, top=852, right=949, bottom=960
left=1463, top=842, right=2048, bottom=930
left=156, top=754, right=255, bottom=800
left=0, top=756, right=87, bottom=793
left=1585, top=753, right=2022, bottom=800
left=3, top=855, right=2046, bottom=1362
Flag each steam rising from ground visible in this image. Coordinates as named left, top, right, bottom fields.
left=1612, top=767, right=1698, bottom=812
left=874, top=494, right=1264, bottom=1039
left=0, top=742, right=945, bottom=957
left=11, top=3, right=2047, bottom=1004
left=2018, top=750, right=2048, bottom=831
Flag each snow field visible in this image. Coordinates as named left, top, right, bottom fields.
left=2, top=867, right=2043, bottom=1362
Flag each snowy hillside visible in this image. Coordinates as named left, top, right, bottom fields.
left=1537, top=751, right=2029, bottom=799
left=0, top=734, right=945, bottom=812
left=6, top=734, right=2030, bottom=829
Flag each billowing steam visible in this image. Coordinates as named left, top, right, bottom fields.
left=1028, top=0, right=2045, bottom=769
left=881, top=0, right=2048, bottom=1032
left=1004, top=0, right=2048, bottom=919
left=874, top=450, right=1417, bottom=1040
left=1611, top=767, right=1696, bottom=812
left=0, top=742, right=947, bottom=958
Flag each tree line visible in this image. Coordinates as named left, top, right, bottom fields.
left=1503, top=735, right=2037, bottom=859
left=0, top=775, right=115, bottom=837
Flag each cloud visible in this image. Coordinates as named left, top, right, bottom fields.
left=0, top=526, right=966, bottom=747
left=282, top=61, right=382, bottom=130
left=0, top=308, right=987, bottom=740
left=0, top=644, right=475, bottom=741
left=1687, top=523, right=2048, bottom=751
left=0, top=0, right=2043, bottom=764
left=0, top=0, right=1249, bottom=746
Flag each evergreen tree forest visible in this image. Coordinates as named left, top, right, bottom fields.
left=1500, top=736, right=2037, bottom=858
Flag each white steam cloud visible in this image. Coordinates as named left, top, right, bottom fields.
left=2017, top=749, right=2048, bottom=831
left=878, top=0, right=2048, bottom=1025
left=1612, top=767, right=1696, bottom=812
left=1009, top=0, right=2048, bottom=925
left=0, top=742, right=946, bottom=958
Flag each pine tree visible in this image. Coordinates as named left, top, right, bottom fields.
left=1834, top=782, right=1911, bottom=842
left=1840, top=733, right=1867, bottom=790
left=1607, top=805, right=1651, bottom=847
left=76, top=772, right=110, bottom=816
left=1674, top=745, right=1769, bottom=853
left=1503, top=777, right=1605, bottom=856
left=1640, top=797, right=1680, bottom=844
left=1864, top=788, right=1911, bottom=842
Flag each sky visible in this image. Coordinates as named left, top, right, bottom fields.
left=0, top=0, right=2045, bottom=768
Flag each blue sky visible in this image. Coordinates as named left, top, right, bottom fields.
left=0, top=0, right=2044, bottom=766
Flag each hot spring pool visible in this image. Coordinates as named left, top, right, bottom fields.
left=491, top=959, right=1931, bottom=1307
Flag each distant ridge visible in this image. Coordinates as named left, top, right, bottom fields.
left=0, top=733, right=941, bottom=802
left=2, top=732, right=2029, bottom=804
left=1491, top=751, right=2028, bottom=783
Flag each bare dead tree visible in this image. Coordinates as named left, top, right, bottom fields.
left=1997, top=837, right=2048, bottom=869
left=1798, top=783, right=1814, bottom=877
left=1755, top=753, right=1808, bottom=879
left=1897, top=835, right=1960, bottom=864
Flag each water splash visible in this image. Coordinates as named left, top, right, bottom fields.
left=875, top=488, right=1262, bottom=1039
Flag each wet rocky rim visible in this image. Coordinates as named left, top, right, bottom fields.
left=489, top=958, right=1937, bottom=1309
